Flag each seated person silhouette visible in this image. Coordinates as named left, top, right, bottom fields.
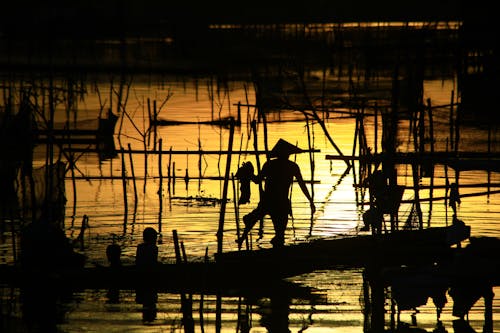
left=136, top=227, right=159, bottom=268
left=20, top=211, right=86, bottom=270
left=236, top=139, right=315, bottom=248
left=135, top=227, right=159, bottom=323
left=106, top=243, right=122, bottom=268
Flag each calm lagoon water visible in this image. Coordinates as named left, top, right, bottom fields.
left=1, top=72, right=499, bottom=332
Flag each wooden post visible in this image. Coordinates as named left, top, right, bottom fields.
left=127, top=143, right=138, bottom=204
left=120, top=148, right=128, bottom=230
left=158, top=139, right=163, bottom=235
left=232, top=173, right=240, bottom=240
left=168, top=147, right=172, bottom=192
left=173, top=229, right=182, bottom=264
left=153, top=99, right=158, bottom=151
left=449, top=90, right=454, bottom=151
left=251, top=120, right=265, bottom=237
left=374, top=103, right=378, bottom=155
left=217, top=118, right=235, bottom=254
left=305, top=115, right=315, bottom=236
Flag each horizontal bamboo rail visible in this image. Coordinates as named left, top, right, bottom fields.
left=64, top=148, right=321, bottom=155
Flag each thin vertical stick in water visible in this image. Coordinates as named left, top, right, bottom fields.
left=426, top=99, right=434, bottom=228
left=127, top=143, right=138, bottom=204
left=374, top=103, right=378, bottom=155
left=180, top=241, right=187, bottom=263
left=217, top=118, right=235, bottom=254
left=158, top=139, right=163, bottom=236
left=120, top=148, right=128, bottom=232
left=184, top=151, right=189, bottom=190
left=168, top=147, right=172, bottom=192
left=444, top=139, right=449, bottom=225
left=454, top=90, right=460, bottom=154
left=173, top=229, right=181, bottom=264
left=147, top=98, right=152, bottom=147
left=231, top=173, right=240, bottom=240
left=70, top=152, right=77, bottom=219
left=449, top=90, right=454, bottom=151
left=173, top=161, right=176, bottom=194
left=198, top=125, right=202, bottom=191
left=306, top=116, right=315, bottom=236
left=251, top=120, right=264, bottom=237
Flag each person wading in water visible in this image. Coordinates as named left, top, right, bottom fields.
left=236, top=139, right=315, bottom=248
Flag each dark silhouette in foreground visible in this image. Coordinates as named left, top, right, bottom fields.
left=135, top=227, right=159, bottom=323
left=18, top=212, right=86, bottom=332
left=105, top=242, right=122, bottom=303
left=236, top=139, right=315, bottom=248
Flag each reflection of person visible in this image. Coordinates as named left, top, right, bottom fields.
left=259, top=294, right=291, bottom=333
left=236, top=139, right=315, bottom=248
left=449, top=182, right=461, bottom=216
left=106, top=243, right=122, bottom=268
left=135, top=227, right=159, bottom=323
left=106, top=243, right=122, bottom=303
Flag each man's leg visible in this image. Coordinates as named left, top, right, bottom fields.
left=270, top=213, right=288, bottom=248
left=236, top=202, right=265, bottom=245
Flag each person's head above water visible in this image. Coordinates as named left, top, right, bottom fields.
left=143, top=227, right=158, bottom=244
left=270, top=139, right=303, bottom=158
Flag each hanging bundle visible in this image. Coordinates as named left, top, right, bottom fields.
left=235, top=161, right=254, bottom=205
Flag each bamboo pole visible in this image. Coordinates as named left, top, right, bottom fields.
left=305, top=115, right=315, bottom=236
left=158, top=139, right=163, bottom=236
left=120, top=148, right=128, bottom=230
left=217, top=118, right=235, bottom=254
left=231, top=173, right=240, bottom=241
left=251, top=120, right=265, bottom=238
left=64, top=147, right=320, bottom=155
left=173, top=229, right=182, bottom=264
left=168, top=147, right=172, bottom=192
left=127, top=143, right=138, bottom=204
left=153, top=100, right=158, bottom=151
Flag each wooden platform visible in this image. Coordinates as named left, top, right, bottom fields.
left=216, top=222, right=471, bottom=274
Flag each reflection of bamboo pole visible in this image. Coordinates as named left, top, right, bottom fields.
left=215, top=294, right=222, bottom=333
left=217, top=118, right=235, bottom=254
left=199, top=248, right=208, bottom=332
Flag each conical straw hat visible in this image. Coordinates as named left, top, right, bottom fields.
left=270, top=139, right=303, bottom=157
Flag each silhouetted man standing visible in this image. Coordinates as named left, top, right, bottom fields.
left=236, top=139, right=315, bottom=248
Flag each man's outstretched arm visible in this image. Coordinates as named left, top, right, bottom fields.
left=295, top=170, right=316, bottom=213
